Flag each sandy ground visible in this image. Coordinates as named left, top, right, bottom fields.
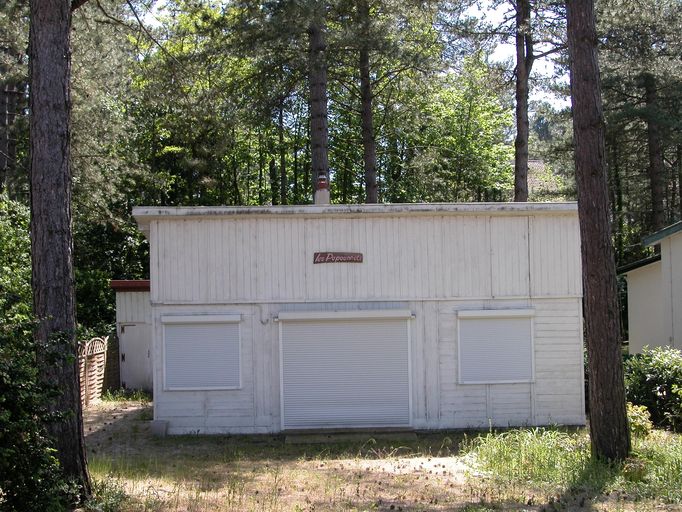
left=82, top=402, right=680, bottom=512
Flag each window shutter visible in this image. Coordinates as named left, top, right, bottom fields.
left=164, top=321, right=240, bottom=390
left=458, top=311, right=533, bottom=384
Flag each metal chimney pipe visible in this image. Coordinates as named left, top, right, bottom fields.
left=314, top=172, right=330, bottom=205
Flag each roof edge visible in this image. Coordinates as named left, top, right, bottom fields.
left=110, top=280, right=150, bottom=292
left=617, top=255, right=661, bottom=275
left=133, top=202, right=577, bottom=225
left=643, top=220, right=682, bottom=246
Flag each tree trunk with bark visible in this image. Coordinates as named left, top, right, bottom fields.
left=514, top=0, right=533, bottom=202
left=278, top=100, right=287, bottom=205
left=269, top=156, right=278, bottom=205
left=566, top=0, right=630, bottom=462
left=1, top=82, right=19, bottom=194
left=308, top=8, right=329, bottom=193
left=29, top=0, right=91, bottom=497
left=358, top=0, right=377, bottom=203
left=643, top=73, right=666, bottom=232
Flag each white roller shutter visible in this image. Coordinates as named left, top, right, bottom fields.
left=163, top=315, right=241, bottom=390
left=280, top=315, right=410, bottom=429
left=457, top=309, right=534, bottom=384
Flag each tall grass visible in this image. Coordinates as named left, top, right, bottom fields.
left=463, top=427, right=682, bottom=503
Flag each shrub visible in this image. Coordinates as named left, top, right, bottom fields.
left=85, top=478, right=128, bottom=512
left=627, top=402, right=653, bottom=438
left=0, top=197, right=74, bottom=511
left=625, top=346, right=682, bottom=432
left=0, top=321, right=76, bottom=511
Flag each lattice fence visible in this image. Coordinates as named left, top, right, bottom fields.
left=79, top=336, right=108, bottom=407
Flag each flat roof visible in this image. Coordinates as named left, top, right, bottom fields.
left=642, top=220, right=682, bottom=246
left=134, top=202, right=577, bottom=231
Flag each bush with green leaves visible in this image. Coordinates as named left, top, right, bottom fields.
left=0, top=322, right=77, bottom=511
left=0, top=196, right=74, bottom=511
left=625, top=346, right=682, bottom=432
left=627, top=402, right=653, bottom=438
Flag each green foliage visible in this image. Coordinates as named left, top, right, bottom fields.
left=627, top=402, right=654, bottom=438
left=0, top=321, right=76, bottom=512
left=0, top=197, right=79, bottom=511
left=0, top=197, right=31, bottom=324
left=85, top=478, right=129, bottom=512
left=101, top=388, right=152, bottom=403
left=464, top=428, right=591, bottom=487
left=464, top=427, right=682, bottom=502
left=625, top=347, right=682, bottom=432
left=407, top=54, right=514, bottom=201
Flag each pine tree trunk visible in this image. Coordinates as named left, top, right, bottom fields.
left=278, top=101, right=287, bottom=205
left=514, top=0, right=533, bottom=202
left=308, top=8, right=329, bottom=191
left=269, top=157, right=278, bottom=205
left=643, top=73, right=666, bottom=231
left=611, top=140, right=624, bottom=263
left=566, top=0, right=630, bottom=462
left=293, top=113, right=301, bottom=203
left=358, top=0, right=377, bottom=203
left=0, top=75, right=21, bottom=195
left=29, top=0, right=91, bottom=497
left=678, top=145, right=682, bottom=220
left=258, top=131, right=265, bottom=205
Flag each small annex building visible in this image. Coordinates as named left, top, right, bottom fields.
left=111, top=280, right=153, bottom=391
left=133, top=203, right=586, bottom=434
left=620, top=220, right=682, bottom=354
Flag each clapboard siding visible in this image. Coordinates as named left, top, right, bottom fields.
left=115, top=291, right=152, bottom=324
left=438, top=297, right=584, bottom=429
left=530, top=215, right=582, bottom=297
left=136, top=204, right=585, bottom=434
left=150, top=297, right=584, bottom=434
left=149, top=212, right=580, bottom=304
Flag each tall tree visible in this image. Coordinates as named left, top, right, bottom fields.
left=308, top=1, right=330, bottom=195
left=356, top=0, right=377, bottom=203
left=598, top=0, right=682, bottom=237
left=513, top=0, right=533, bottom=202
left=29, top=0, right=91, bottom=496
left=566, top=0, right=630, bottom=461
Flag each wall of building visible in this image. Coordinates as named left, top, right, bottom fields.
left=147, top=211, right=580, bottom=304
left=150, top=298, right=584, bottom=434
left=115, top=290, right=152, bottom=391
left=626, top=262, right=665, bottom=354
left=668, top=232, right=682, bottom=350
left=137, top=205, right=585, bottom=434
left=115, top=291, right=152, bottom=324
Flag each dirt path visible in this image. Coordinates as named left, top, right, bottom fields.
left=84, top=400, right=152, bottom=457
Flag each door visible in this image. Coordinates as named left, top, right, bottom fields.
left=280, top=316, right=410, bottom=430
left=119, top=323, right=152, bottom=391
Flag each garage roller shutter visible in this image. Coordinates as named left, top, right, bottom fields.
left=281, top=317, right=410, bottom=429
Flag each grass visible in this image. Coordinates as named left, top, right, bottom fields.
left=100, top=388, right=152, bottom=403
left=463, top=427, right=682, bottom=506
left=85, top=401, right=682, bottom=511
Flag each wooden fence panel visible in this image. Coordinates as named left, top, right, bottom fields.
left=79, top=336, right=108, bottom=407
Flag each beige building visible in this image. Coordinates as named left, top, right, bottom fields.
left=133, top=203, right=586, bottom=434
left=621, top=221, right=682, bottom=353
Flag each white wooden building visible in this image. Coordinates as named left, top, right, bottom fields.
left=111, top=280, right=153, bottom=391
left=621, top=220, right=682, bottom=353
left=133, top=203, right=586, bottom=434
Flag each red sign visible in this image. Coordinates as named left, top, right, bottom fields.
left=313, top=252, right=363, bottom=264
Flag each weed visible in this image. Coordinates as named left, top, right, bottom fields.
left=101, top=388, right=152, bottom=402
left=463, top=426, right=682, bottom=504
left=85, top=478, right=128, bottom=512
